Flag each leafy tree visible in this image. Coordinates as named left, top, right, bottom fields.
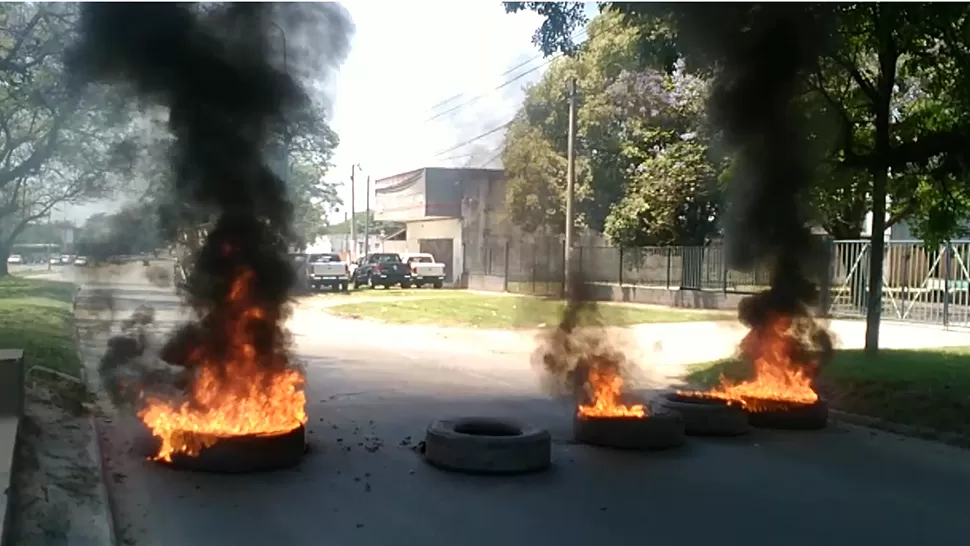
left=287, top=159, right=341, bottom=250
left=503, top=10, right=721, bottom=244
left=0, top=3, right=134, bottom=274
left=326, top=211, right=403, bottom=239
left=509, top=2, right=970, bottom=354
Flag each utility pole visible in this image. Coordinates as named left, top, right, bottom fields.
left=364, top=175, right=371, bottom=256
left=564, top=77, right=578, bottom=293
left=350, top=164, right=357, bottom=260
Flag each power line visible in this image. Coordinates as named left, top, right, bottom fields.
left=423, top=19, right=623, bottom=124
left=434, top=121, right=512, bottom=157
left=422, top=28, right=590, bottom=122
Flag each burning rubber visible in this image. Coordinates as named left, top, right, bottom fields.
left=149, top=425, right=307, bottom=474
left=573, top=409, right=685, bottom=450
left=659, top=392, right=749, bottom=436
left=743, top=398, right=829, bottom=430
left=423, top=417, right=552, bottom=475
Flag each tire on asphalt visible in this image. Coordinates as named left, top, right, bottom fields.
left=745, top=398, right=829, bottom=430
left=573, top=409, right=685, bottom=450
left=658, top=392, right=749, bottom=437
left=423, top=417, right=552, bottom=475
left=146, top=425, right=307, bottom=474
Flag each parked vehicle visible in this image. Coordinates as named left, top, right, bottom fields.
left=306, top=253, right=349, bottom=292
left=351, top=253, right=411, bottom=289
left=6, top=254, right=22, bottom=264
left=401, top=252, right=445, bottom=288
left=74, top=256, right=89, bottom=266
left=48, top=256, right=60, bottom=265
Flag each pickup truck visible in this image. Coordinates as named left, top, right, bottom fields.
left=351, top=252, right=412, bottom=289
left=401, top=252, right=446, bottom=288
left=306, top=253, right=350, bottom=292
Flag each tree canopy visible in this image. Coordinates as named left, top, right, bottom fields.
left=507, top=2, right=970, bottom=353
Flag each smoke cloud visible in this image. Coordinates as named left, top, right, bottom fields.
left=67, top=3, right=353, bottom=405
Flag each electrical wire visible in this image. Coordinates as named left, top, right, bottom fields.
left=434, top=121, right=512, bottom=157
left=423, top=18, right=624, bottom=124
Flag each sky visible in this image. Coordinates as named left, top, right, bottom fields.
left=322, top=1, right=551, bottom=222
left=59, top=2, right=597, bottom=226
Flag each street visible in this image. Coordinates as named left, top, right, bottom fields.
left=69, top=263, right=970, bottom=546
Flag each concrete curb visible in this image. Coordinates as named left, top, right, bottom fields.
left=72, top=285, right=118, bottom=546
left=829, top=409, right=970, bottom=450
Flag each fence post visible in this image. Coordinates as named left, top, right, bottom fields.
left=666, top=247, right=672, bottom=289
left=503, top=240, right=510, bottom=292
left=617, top=247, right=624, bottom=285
left=532, top=241, right=538, bottom=295
left=721, top=245, right=728, bottom=293
left=560, top=239, right=567, bottom=298
left=818, top=237, right=833, bottom=317
left=944, top=242, right=952, bottom=328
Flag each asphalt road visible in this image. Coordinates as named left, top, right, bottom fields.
left=65, top=263, right=970, bottom=546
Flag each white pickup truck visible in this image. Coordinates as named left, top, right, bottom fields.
left=401, top=252, right=446, bottom=288
left=306, top=253, right=350, bottom=292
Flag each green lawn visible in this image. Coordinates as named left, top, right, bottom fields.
left=0, top=276, right=79, bottom=376
left=685, top=347, right=970, bottom=437
left=326, top=292, right=733, bottom=329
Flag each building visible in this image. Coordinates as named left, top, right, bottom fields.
left=373, top=167, right=509, bottom=285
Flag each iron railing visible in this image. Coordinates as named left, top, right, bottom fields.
left=464, top=236, right=970, bottom=328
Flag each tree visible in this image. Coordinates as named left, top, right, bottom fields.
left=326, top=211, right=403, bottom=239
left=502, top=9, right=721, bottom=244
left=0, top=3, right=134, bottom=274
left=510, top=2, right=970, bottom=355
left=287, top=159, right=341, bottom=250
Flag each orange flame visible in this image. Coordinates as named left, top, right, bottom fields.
left=139, top=269, right=307, bottom=461
left=684, top=315, right=819, bottom=411
left=577, top=366, right=646, bottom=418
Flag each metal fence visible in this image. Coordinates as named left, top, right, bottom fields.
left=829, top=239, right=970, bottom=328
left=464, top=235, right=970, bottom=328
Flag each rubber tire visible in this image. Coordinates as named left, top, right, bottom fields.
left=340, top=282, right=349, bottom=292
left=745, top=398, right=829, bottom=430
left=148, top=425, right=307, bottom=474
left=573, top=410, right=685, bottom=450
left=367, top=275, right=375, bottom=289
left=424, top=417, right=552, bottom=475
left=433, top=281, right=443, bottom=289
left=658, top=392, right=749, bottom=437
left=401, top=282, right=412, bottom=289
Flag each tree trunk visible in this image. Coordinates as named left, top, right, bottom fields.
left=0, top=246, right=10, bottom=277
left=864, top=6, right=899, bottom=357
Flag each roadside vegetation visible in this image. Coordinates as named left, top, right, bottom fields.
left=0, top=276, right=80, bottom=376
left=686, top=347, right=970, bottom=438
left=325, top=291, right=733, bottom=328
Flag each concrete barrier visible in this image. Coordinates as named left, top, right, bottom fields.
left=0, top=349, right=24, bottom=546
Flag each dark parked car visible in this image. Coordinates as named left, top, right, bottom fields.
left=351, top=253, right=411, bottom=289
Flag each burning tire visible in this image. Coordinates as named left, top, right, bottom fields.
left=151, top=425, right=307, bottom=473
left=573, top=409, right=685, bottom=450
left=744, top=398, right=829, bottom=430
left=423, top=417, right=552, bottom=475
left=658, top=392, right=749, bottom=437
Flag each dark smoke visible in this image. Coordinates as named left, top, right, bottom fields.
left=531, top=267, right=637, bottom=403
left=68, top=4, right=352, bottom=405
left=670, top=5, right=836, bottom=378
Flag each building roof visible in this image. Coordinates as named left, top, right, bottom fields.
left=374, top=167, right=503, bottom=193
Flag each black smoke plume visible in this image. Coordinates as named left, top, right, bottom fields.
left=68, top=3, right=351, bottom=404
left=670, top=5, right=836, bottom=379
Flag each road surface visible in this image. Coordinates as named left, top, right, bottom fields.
left=63, top=263, right=970, bottom=546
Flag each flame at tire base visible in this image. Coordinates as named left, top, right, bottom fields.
left=138, top=267, right=308, bottom=462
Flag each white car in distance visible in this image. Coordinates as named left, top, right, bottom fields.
left=7, top=254, right=22, bottom=264
left=401, top=252, right=446, bottom=289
